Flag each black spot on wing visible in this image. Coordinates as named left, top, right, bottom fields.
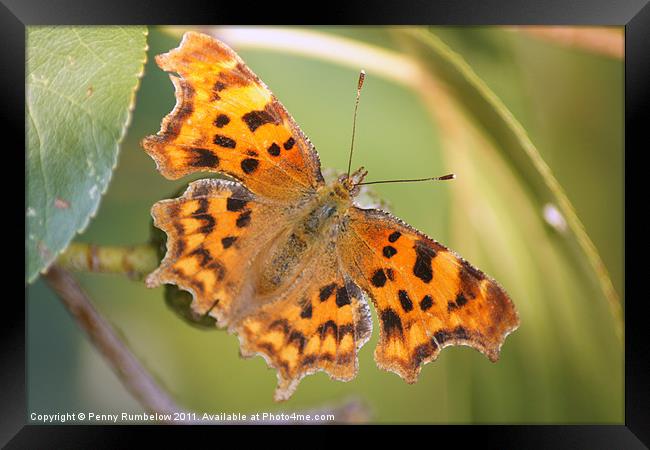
left=336, top=287, right=351, bottom=307
left=371, top=269, right=387, bottom=287
left=398, top=290, right=413, bottom=312
left=300, top=300, right=312, bottom=319
left=267, top=142, right=281, bottom=156
left=189, top=148, right=219, bottom=167
left=413, top=240, right=437, bottom=283
left=338, top=323, right=355, bottom=338
left=383, top=245, right=397, bottom=258
left=194, top=213, right=216, bottom=234
left=205, top=259, right=226, bottom=281
left=288, top=330, right=306, bottom=353
left=172, top=222, right=185, bottom=257
left=240, top=158, right=259, bottom=174
left=318, top=320, right=338, bottom=337
left=211, top=80, right=226, bottom=101
left=213, top=134, right=236, bottom=148
left=193, top=198, right=208, bottom=215
left=283, top=137, right=295, bottom=150
left=226, top=197, right=248, bottom=212
left=214, top=114, right=230, bottom=128
left=319, top=283, right=336, bottom=302
left=242, top=107, right=278, bottom=132
left=236, top=210, right=252, bottom=227
left=189, top=246, right=212, bottom=266
left=420, top=295, right=434, bottom=311
left=388, top=231, right=402, bottom=243
left=447, top=293, right=468, bottom=312
left=381, top=308, right=403, bottom=337
left=221, top=236, right=237, bottom=249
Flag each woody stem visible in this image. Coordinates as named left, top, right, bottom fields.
left=43, top=265, right=183, bottom=421
left=56, top=242, right=160, bottom=280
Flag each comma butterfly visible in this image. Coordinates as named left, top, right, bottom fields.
left=143, top=32, right=519, bottom=401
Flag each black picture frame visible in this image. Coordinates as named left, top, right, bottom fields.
left=7, top=0, right=647, bottom=447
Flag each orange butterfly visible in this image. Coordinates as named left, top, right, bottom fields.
left=143, top=32, right=519, bottom=401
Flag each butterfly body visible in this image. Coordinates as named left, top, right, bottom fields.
left=244, top=169, right=367, bottom=308
left=143, top=32, right=519, bottom=401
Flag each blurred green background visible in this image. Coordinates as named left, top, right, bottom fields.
left=27, top=26, right=623, bottom=423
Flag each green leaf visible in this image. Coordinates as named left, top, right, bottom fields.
left=26, top=26, right=148, bottom=283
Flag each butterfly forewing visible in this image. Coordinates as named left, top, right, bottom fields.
left=338, top=207, right=520, bottom=382
left=142, top=31, right=324, bottom=202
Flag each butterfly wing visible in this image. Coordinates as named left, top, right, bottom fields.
left=147, top=178, right=292, bottom=326
left=237, top=241, right=372, bottom=401
left=338, top=207, right=520, bottom=382
left=143, top=32, right=324, bottom=202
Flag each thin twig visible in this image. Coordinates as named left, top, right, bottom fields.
left=56, top=242, right=159, bottom=280
left=43, top=265, right=183, bottom=420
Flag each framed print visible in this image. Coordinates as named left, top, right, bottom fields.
left=5, top=0, right=647, bottom=447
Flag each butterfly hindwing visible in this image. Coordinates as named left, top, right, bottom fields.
left=339, top=207, right=520, bottom=383
left=142, top=32, right=324, bottom=202
left=146, top=178, right=289, bottom=326
left=237, top=242, right=372, bottom=401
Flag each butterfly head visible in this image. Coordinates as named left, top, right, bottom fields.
left=339, top=166, right=368, bottom=197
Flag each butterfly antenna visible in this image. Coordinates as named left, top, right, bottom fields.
left=356, top=173, right=456, bottom=186
left=347, top=70, right=366, bottom=178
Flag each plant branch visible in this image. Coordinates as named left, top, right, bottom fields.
left=43, top=264, right=183, bottom=420
left=56, top=242, right=159, bottom=280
